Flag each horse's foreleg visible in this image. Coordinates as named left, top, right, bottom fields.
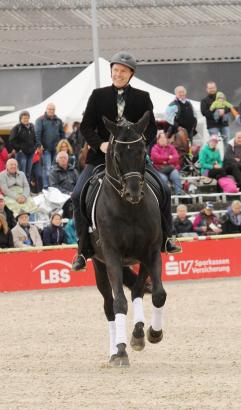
left=105, top=257, right=129, bottom=367
left=145, top=250, right=166, bottom=344
left=130, top=264, right=148, bottom=351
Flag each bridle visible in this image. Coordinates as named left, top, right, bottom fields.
left=105, top=133, right=146, bottom=198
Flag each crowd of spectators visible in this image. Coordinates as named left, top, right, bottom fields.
left=0, top=79, right=241, bottom=250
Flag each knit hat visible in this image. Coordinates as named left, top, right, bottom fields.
left=16, top=209, right=30, bottom=219
left=50, top=210, right=63, bottom=221
left=205, top=202, right=214, bottom=209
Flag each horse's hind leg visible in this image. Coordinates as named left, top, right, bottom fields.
left=93, top=259, right=117, bottom=361
left=130, top=264, right=149, bottom=351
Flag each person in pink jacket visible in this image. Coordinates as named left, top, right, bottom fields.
left=151, top=130, right=182, bottom=194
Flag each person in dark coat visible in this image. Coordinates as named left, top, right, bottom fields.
left=9, top=111, right=37, bottom=183
left=221, top=200, right=241, bottom=234
left=173, top=204, right=194, bottom=237
left=72, top=51, right=181, bottom=271
left=0, top=214, right=14, bottom=248
left=49, top=151, right=78, bottom=195
left=0, top=193, right=16, bottom=229
left=42, top=211, right=65, bottom=246
left=223, top=131, right=241, bottom=189
left=49, top=151, right=78, bottom=218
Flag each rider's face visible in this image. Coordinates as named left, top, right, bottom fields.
left=111, top=64, right=133, bottom=89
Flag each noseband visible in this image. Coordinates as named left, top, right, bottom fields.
left=105, top=134, right=146, bottom=198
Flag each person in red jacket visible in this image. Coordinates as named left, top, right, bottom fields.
left=0, top=137, right=8, bottom=172
left=151, top=130, right=182, bottom=194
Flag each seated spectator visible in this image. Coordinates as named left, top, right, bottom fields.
left=223, top=131, right=241, bottom=189
left=9, top=110, right=37, bottom=184
left=150, top=130, right=182, bottom=194
left=42, top=211, right=66, bottom=246
left=173, top=204, right=194, bottom=237
left=0, top=193, right=16, bottom=229
left=11, top=209, right=42, bottom=248
left=193, top=202, right=222, bottom=236
left=0, top=214, right=14, bottom=248
left=64, top=218, right=77, bottom=244
left=68, top=122, right=86, bottom=171
left=0, top=137, right=9, bottom=172
left=56, top=139, right=75, bottom=166
left=49, top=151, right=78, bottom=218
left=0, top=159, right=38, bottom=216
left=221, top=200, right=241, bottom=234
left=199, top=135, right=226, bottom=179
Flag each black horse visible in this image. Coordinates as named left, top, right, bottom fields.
left=89, top=111, right=167, bottom=367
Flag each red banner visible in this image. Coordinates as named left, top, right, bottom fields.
left=1, top=237, right=241, bottom=292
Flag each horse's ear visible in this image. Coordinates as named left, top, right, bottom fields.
left=134, top=111, right=150, bottom=134
left=102, top=116, right=117, bottom=136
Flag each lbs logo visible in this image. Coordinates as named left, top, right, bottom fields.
left=33, top=260, right=72, bottom=284
left=165, top=255, right=193, bottom=276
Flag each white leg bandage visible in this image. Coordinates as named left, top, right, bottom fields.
left=108, top=321, right=118, bottom=357
left=115, top=313, right=127, bottom=346
left=151, top=306, right=164, bottom=332
left=132, top=297, right=145, bottom=325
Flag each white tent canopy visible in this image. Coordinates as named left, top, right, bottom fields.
left=0, top=57, right=204, bottom=133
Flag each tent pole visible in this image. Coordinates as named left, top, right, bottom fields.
left=91, top=0, right=100, bottom=88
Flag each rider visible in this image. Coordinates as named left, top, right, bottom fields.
left=72, top=51, right=181, bottom=271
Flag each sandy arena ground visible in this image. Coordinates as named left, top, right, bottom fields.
left=1, top=278, right=241, bottom=410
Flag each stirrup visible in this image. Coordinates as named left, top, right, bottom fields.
left=165, top=237, right=182, bottom=254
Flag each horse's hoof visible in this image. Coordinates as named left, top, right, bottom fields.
left=130, top=322, right=145, bottom=351
left=109, top=354, right=117, bottom=364
left=130, top=335, right=145, bottom=351
left=113, top=353, right=130, bottom=368
left=147, top=326, right=163, bottom=344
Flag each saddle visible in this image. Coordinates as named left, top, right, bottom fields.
left=80, top=165, right=163, bottom=229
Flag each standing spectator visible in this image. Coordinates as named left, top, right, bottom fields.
left=42, top=211, right=65, bottom=246
left=9, top=111, right=37, bottom=183
left=0, top=214, right=14, bottom=248
left=199, top=135, right=226, bottom=179
left=201, top=81, right=218, bottom=134
left=209, top=92, right=233, bottom=147
left=193, top=202, right=222, bottom=236
left=151, top=130, right=182, bottom=195
left=201, top=82, right=231, bottom=146
left=0, top=137, right=9, bottom=172
left=11, top=209, right=42, bottom=248
left=165, top=85, right=197, bottom=143
left=0, top=193, right=16, bottom=229
left=49, top=151, right=78, bottom=218
left=0, top=158, right=37, bottom=216
left=223, top=131, right=241, bottom=189
left=35, top=103, right=65, bottom=189
left=173, top=204, right=194, bottom=237
left=221, top=200, right=241, bottom=234
left=56, top=138, right=75, bottom=166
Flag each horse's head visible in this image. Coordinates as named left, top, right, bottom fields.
left=103, top=111, right=150, bottom=204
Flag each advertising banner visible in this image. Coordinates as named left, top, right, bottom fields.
left=1, top=237, right=241, bottom=292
